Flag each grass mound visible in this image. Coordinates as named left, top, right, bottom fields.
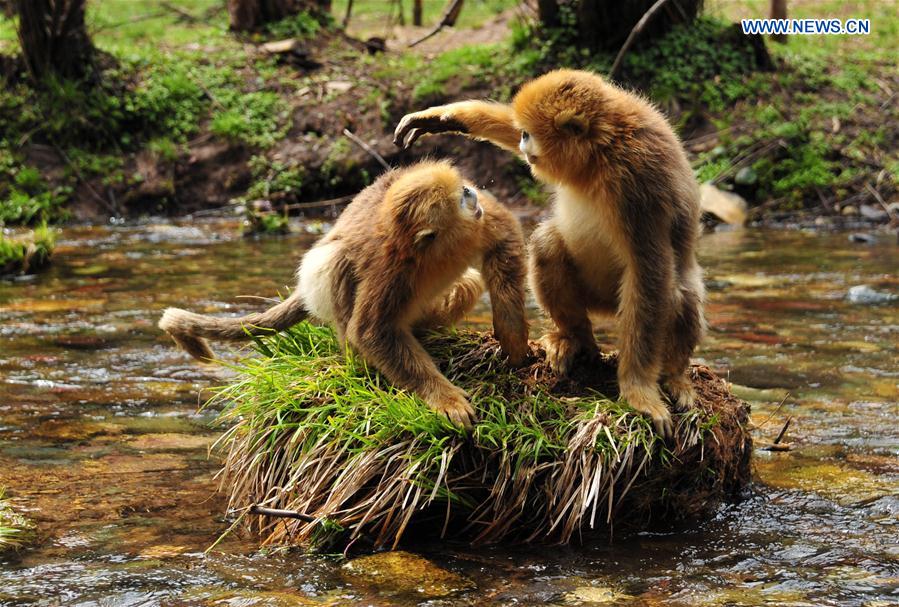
left=0, top=225, right=55, bottom=276
left=212, top=323, right=751, bottom=549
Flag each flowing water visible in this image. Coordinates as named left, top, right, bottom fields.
left=0, top=221, right=896, bottom=606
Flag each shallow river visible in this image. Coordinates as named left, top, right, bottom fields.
left=0, top=222, right=896, bottom=606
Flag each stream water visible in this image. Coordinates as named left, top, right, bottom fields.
left=0, top=221, right=896, bottom=606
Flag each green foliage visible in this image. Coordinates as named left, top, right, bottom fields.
left=620, top=19, right=764, bottom=112
left=247, top=155, right=305, bottom=200
left=211, top=90, right=290, bottom=148
left=0, top=224, right=56, bottom=276
left=1, top=151, right=70, bottom=225
left=264, top=11, right=326, bottom=40
left=0, top=488, right=33, bottom=550
left=413, top=44, right=502, bottom=102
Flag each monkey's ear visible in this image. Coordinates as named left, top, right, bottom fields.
left=414, top=229, right=437, bottom=246
left=554, top=110, right=589, bottom=137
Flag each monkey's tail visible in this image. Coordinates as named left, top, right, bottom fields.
left=158, top=291, right=307, bottom=362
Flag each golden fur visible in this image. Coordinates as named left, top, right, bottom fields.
left=395, top=70, right=706, bottom=436
left=159, top=161, right=529, bottom=428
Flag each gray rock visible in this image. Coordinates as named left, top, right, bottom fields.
left=847, top=285, right=897, bottom=304
left=734, top=166, right=758, bottom=186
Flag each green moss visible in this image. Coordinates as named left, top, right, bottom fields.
left=0, top=224, right=56, bottom=276
left=0, top=487, right=33, bottom=551
left=211, top=90, right=290, bottom=148
left=247, top=155, right=305, bottom=200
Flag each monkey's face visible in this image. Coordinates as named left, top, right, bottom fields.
left=513, top=70, right=606, bottom=187
left=384, top=163, right=483, bottom=257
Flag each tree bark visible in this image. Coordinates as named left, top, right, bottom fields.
left=15, top=0, right=96, bottom=82
left=413, top=0, right=423, bottom=26
left=769, top=0, right=787, bottom=43
left=227, top=0, right=329, bottom=31
left=545, top=0, right=703, bottom=51
left=536, top=0, right=560, bottom=28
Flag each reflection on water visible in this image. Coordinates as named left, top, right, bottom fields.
left=0, top=222, right=896, bottom=606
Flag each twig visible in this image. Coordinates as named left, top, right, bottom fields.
left=409, top=0, right=466, bottom=48
left=773, top=416, right=792, bottom=445
left=342, top=0, right=354, bottom=29
left=160, top=1, right=199, bottom=22
left=51, top=144, right=121, bottom=217
left=609, top=0, right=674, bottom=80
left=342, top=129, right=390, bottom=171
left=752, top=393, right=790, bottom=429
left=283, top=195, right=354, bottom=211
left=250, top=505, right=316, bottom=523
left=865, top=183, right=895, bottom=221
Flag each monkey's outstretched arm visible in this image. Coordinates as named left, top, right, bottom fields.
left=158, top=291, right=307, bottom=361
left=480, top=201, right=529, bottom=366
left=350, top=282, right=476, bottom=429
left=394, top=101, right=521, bottom=154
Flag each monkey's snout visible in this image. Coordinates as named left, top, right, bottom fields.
left=474, top=205, right=483, bottom=220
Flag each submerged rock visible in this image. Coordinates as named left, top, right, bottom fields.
left=341, top=551, right=473, bottom=598
left=847, top=285, right=897, bottom=304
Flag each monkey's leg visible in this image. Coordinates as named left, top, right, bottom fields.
left=394, top=101, right=521, bottom=154
left=350, top=319, right=476, bottom=429
left=661, top=267, right=706, bottom=411
left=616, top=247, right=676, bottom=438
left=481, top=203, right=529, bottom=365
left=529, top=222, right=599, bottom=376
left=415, top=269, right=485, bottom=329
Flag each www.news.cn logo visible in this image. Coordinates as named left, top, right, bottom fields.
left=741, top=18, right=871, bottom=36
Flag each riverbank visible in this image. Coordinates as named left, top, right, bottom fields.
left=1, top=1, right=896, bottom=231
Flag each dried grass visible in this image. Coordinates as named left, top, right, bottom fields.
left=210, top=323, right=751, bottom=549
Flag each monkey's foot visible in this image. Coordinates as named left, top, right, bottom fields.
left=539, top=332, right=597, bottom=377
left=663, top=373, right=696, bottom=413
left=499, top=332, right=530, bottom=367
left=427, top=386, right=476, bottom=429
left=620, top=381, right=673, bottom=438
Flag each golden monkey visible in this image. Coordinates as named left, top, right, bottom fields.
left=159, top=161, right=529, bottom=429
left=395, top=69, right=705, bottom=436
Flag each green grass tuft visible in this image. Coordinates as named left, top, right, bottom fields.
left=0, top=488, right=33, bottom=552
left=0, top=224, right=56, bottom=276
left=211, top=323, right=751, bottom=549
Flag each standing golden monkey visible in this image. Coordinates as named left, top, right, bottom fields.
left=395, top=70, right=705, bottom=436
left=159, top=161, right=529, bottom=428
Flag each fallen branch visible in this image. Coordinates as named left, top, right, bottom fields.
left=609, top=0, right=674, bottom=81
left=249, top=505, right=316, bottom=523
left=342, top=129, right=390, bottom=171
left=409, top=0, right=465, bottom=48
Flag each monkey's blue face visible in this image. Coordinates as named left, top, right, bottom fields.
left=461, top=185, right=483, bottom=220
left=519, top=130, right=542, bottom=165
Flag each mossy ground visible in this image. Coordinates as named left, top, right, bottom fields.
left=1, top=1, right=895, bottom=227
left=211, top=324, right=751, bottom=549
left=0, top=224, right=55, bottom=276
left=0, top=487, right=33, bottom=552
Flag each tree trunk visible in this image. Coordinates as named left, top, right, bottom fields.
left=769, top=0, right=787, bottom=43
left=412, top=0, right=423, bottom=26
left=227, top=0, right=329, bottom=31
left=2, top=0, right=15, bottom=17
left=541, top=0, right=702, bottom=51
left=15, top=0, right=96, bottom=82
left=536, top=0, right=560, bottom=28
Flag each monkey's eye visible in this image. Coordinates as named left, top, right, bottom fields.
left=461, top=186, right=478, bottom=211
left=521, top=131, right=530, bottom=141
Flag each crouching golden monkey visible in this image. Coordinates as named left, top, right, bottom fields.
left=159, top=161, right=529, bottom=428
left=395, top=70, right=705, bottom=436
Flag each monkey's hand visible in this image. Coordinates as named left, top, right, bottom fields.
left=394, top=107, right=468, bottom=149
left=425, top=384, right=476, bottom=430
left=620, top=381, right=673, bottom=438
